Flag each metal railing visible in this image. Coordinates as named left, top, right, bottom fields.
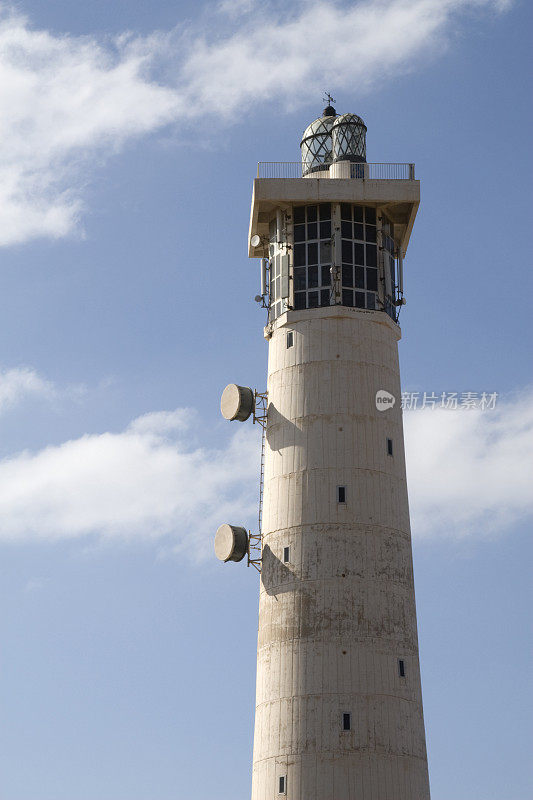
left=366, top=162, right=415, bottom=179
left=257, top=162, right=415, bottom=179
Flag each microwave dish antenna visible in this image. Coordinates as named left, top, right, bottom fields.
left=214, top=524, right=248, bottom=563
left=220, top=384, right=255, bottom=422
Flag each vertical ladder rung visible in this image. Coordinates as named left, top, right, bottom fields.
left=258, top=423, right=266, bottom=536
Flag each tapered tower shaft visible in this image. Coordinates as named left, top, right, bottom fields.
left=252, top=309, right=429, bottom=798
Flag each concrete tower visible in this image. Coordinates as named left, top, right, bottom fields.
left=216, top=105, right=430, bottom=799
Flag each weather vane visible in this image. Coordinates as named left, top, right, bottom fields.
left=323, top=91, right=336, bottom=106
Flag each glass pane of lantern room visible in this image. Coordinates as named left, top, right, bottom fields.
left=308, top=242, right=318, bottom=265
left=294, top=268, right=306, bottom=291
left=294, top=224, right=305, bottom=242
left=294, top=206, right=305, bottom=224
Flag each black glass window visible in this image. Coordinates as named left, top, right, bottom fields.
left=340, top=204, right=379, bottom=312
left=320, top=241, right=331, bottom=263
left=291, top=205, right=332, bottom=310
left=354, top=222, right=364, bottom=240
left=398, top=659, right=405, bottom=677
left=342, top=265, right=353, bottom=287
left=308, top=242, right=318, bottom=264
left=320, top=220, right=331, bottom=238
left=294, top=243, right=305, bottom=267
left=294, top=292, right=306, bottom=310
left=294, top=268, right=306, bottom=291
left=342, top=240, right=352, bottom=263
left=343, top=713, right=351, bottom=731
left=366, top=244, right=377, bottom=267
left=290, top=203, right=392, bottom=316
left=367, top=269, right=378, bottom=291
left=293, top=206, right=305, bottom=224
left=337, top=485, right=346, bottom=503
left=365, top=225, right=376, bottom=243
left=293, top=224, right=305, bottom=242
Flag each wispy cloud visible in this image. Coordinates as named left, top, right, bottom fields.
left=0, top=407, right=260, bottom=559
left=215, top=0, right=256, bottom=18
left=0, top=385, right=530, bottom=554
left=0, top=366, right=55, bottom=412
left=0, top=0, right=513, bottom=246
left=404, top=388, right=533, bottom=539
left=0, top=7, right=181, bottom=246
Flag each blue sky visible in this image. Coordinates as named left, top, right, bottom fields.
left=0, top=1, right=531, bottom=798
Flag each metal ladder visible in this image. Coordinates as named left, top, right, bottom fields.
left=247, top=390, right=268, bottom=571
left=258, top=423, right=266, bottom=537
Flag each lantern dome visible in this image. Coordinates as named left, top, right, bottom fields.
left=331, top=113, right=367, bottom=163
left=300, top=106, right=337, bottom=175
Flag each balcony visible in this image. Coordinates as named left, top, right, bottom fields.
left=257, top=162, right=415, bottom=180
left=249, top=162, right=420, bottom=258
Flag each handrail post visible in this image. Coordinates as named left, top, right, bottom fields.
left=409, top=163, right=415, bottom=180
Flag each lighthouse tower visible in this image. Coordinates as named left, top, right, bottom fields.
left=215, top=105, right=430, bottom=799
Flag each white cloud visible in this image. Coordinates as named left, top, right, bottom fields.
left=216, top=0, right=256, bottom=18
left=0, top=0, right=513, bottom=246
left=0, top=7, right=182, bottom=245
left=0, top=388, right=530, bottom=555
left=0, top=366, right=55, bottom=412
left=404, top=388, right=533, bottom=539
left=171, top=0, right=513, bottom=119
left=0, top=407, right=260, bottom=559
left=128, top=408, right=192, bottom=436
